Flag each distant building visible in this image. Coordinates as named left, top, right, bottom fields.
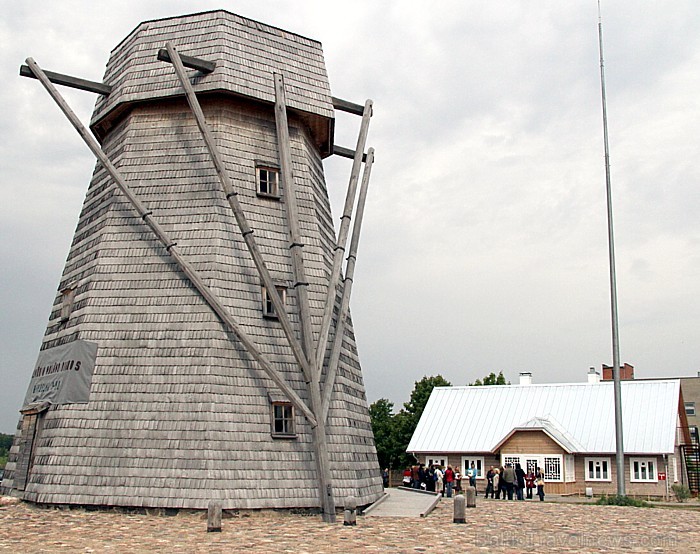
left=407, top=372, right=690, bottom=497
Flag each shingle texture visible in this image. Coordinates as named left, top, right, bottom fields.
left=91, top=10, right=333, bottom=151
left=2, top=12, right=381, bottom=510
left=407, top=380, right=681, bottom=455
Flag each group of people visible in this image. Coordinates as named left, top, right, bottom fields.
left=401, top=461, right=546, bottom=502
left=483, top=463, right=545, bottom=501
left=401, top=464, right=464, bottom=497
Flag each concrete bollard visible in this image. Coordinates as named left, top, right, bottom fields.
left=343, top=495, right=357, bottom=526
left=466, top=487, right=476, bottom=508
left=207, top=500, right=222, bottom=532
left=453, top=494, right=466, bottom=523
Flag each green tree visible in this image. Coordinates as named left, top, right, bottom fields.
left=368, top=375, right=452, bottom=471
left=397, top=375, right=451, bottom=467
left=369, top=398, right=402, bottom=469
left=0, top=432, right=13, bottom=470
left=403, top=375, right=452, bottom=424
left=470, top=371, right=509, bottom=386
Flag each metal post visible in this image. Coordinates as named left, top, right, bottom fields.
left=597, top=1, right=625, bottom=496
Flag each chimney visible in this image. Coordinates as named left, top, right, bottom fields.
left=519, top=372, right=532, bottom=385
left=601, top=363, right=635, bottom=381
left=587, top=367, right=600, bottom=384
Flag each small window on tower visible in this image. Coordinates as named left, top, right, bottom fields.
left=256, top=165, right=280, bottom=198
left=262, top=285, right=286, bottom=319
left=271, top=402, right=296, bottom=438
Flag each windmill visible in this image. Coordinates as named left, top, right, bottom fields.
left=1, top=10, right=381, bottom=522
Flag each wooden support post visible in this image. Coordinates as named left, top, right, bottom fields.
left=163, top=43, right=312, bottom=380
left=273, top=73, right=315, bottom=377
left=321, top=148, right=374, bottom=420
left=454, top=494, right=466, bottom=523
left=332, top=145, right=367, bottom=162
left=19, top=64, right=112, bottom=95
left=156, top=48, right=215, bottom=73
left=274, top=72, right=335, bottom=523
left=331, top=97, right=365, bottom=116
left=23, top=56, right=317, bottom=428
left=207, top=500, right=223, bottom=532
left=315, top=100, right=373, bottom=381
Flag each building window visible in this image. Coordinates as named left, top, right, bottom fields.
left=585, top=457, right=611, bottom=481
left=685, top=402, right=696, bottom=416
left=690, top=426, right=699, bottom=444
left=503, top=455, right=521, bottom=468
left=262, top=286, right=286, bottom=319
left=630, top=458, right=657, bottom=482
left=256, top=166, right=280, bottom=198
left=426, top=457, right=446, bottom=468
left=461, top=456, right=485, bottom=479
left=271, top=402, right=295, bottom=437
left=544, top=457, right=561, bottom=481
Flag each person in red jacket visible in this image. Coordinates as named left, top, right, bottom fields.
left=444, top=465, right=455, bottom=497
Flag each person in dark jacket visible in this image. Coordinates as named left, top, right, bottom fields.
left=484, top=466, right=495, bottom=498
left=502, top=463, right=516, bottom=500
left=515, top=463, right=526, bottom=500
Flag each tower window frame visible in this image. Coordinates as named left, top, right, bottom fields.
left=256, top=164, right=280, bottom=199
left=262, top=285, right=286, bottom=319
left=271, top=402, right=296, bottom=438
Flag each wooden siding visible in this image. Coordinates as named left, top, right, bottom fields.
left=500, top=430, right=564, bottom=455
left=3, top=92, right=381, bottom=509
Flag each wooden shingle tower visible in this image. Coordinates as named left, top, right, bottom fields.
left=2, top=11, right=382, bottom=520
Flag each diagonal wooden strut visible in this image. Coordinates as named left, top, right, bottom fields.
left=273, top=72, right=336, bottom=522
left=163, top=43, right=313, bottom=381
left=321, top=148, right=375, bottom=421
left=314, top=100, right=373, bottom=381
left=273, top=73, right=315, bottom=375
left=24, top=57, right=317, bottom=428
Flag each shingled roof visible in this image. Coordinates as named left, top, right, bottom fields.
left=90, top=10, right=334, bottom=152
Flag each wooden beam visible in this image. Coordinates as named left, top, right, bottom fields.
left=331, top=97, right=366, bottom=116
left=332, top=145, right=367, bottom=162
left=273, top=73, right=315, bottom=377
left=19, top=64, right=112, bottom=95
left=164, top=43, right=313, bottom=381
left=157, top=48, right=216, bottom=73
left=274, top=72, right=336, bottom=523
left=315, top=100, right=373, bottom=381
left=321, top=148, right=375, bottom=420
left=23, top=56, right=317, bottom=428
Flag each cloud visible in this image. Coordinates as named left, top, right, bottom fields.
left=1, top=0, right=699, bottom=431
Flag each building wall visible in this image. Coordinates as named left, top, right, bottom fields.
left=500, top=430, right=563, bottom=454
left=416, top=450, right=674, bottom=498
left=681, top=376, right=700, bottom=443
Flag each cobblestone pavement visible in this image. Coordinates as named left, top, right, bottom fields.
left=1, top=495, right=699, bottom=553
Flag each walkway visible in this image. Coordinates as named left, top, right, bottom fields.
left=363, top=487, right=440, bottom=517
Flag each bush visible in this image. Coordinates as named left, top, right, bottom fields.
left=671, top=484, right=691, bottom=503
left=596, top=494, right=652, bottom=508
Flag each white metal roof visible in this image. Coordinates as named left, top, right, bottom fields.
left=407, top=380, right=681, bottom=455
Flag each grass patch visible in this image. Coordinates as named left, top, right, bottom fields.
left=596, top=494, right=652, bottom=508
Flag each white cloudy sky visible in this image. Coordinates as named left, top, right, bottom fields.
left=1, top=0, right=699, bottom=433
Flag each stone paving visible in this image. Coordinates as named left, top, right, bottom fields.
left=1, top=495, right=699, bottom=553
